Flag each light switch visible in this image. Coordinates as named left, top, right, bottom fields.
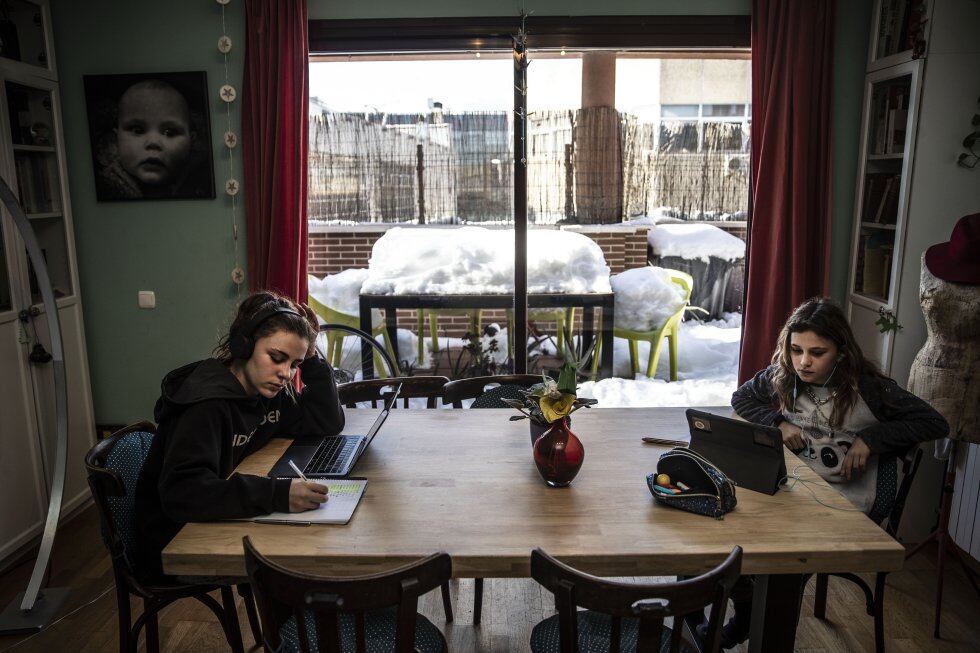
left=138, top=291, right=156, bottom=309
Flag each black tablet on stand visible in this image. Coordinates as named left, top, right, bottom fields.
left=686, top=408, right=787, bottom=495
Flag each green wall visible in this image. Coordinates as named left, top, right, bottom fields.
left=51, top=0, right=246, bottom=424
left=51, top=0, right=868, bottom=423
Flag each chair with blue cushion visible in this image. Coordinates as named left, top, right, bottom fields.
left=243, top=535, right=450, bottom=653
left=442, top=374, right=544, bottom=409
left=529, top=546, right=742, bottom=653
left=85, top=422, right=263, bottom=653
left=812, top=446, right=923, bottom=653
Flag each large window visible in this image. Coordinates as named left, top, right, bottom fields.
left=306, top=17, right=749, bottom=403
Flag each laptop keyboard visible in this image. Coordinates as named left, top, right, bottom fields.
left=304, top=436, right=361, bottom=475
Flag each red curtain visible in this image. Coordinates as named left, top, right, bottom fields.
left=738, top=0, right=835, bottom=384
left=242, top=0, right=310, bottom=303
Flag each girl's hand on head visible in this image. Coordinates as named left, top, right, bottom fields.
left=288, top=479, right=329, bottom=512
left=841, top=438, right=871, bottom=481
left=778, top=421, right=806, bottom=452
left=299, top=303, right=320, bottom=358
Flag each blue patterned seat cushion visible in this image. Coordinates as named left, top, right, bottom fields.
left=530, top=610, right=693, bottom=653
left=867, top=455, right=898, bottom=525
left=472, top=384, right=527, bottom=409
left=279, top=606, right=445, bottom=653
left=103, top=431, right=155, bottom=570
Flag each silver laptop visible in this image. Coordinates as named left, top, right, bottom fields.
left=268, top=384, right=401, bottom=479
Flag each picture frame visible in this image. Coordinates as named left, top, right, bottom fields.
left=83, top=71, right=215, bottom=201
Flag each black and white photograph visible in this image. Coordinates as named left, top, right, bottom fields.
left=83, top=71, right=215, bottom=201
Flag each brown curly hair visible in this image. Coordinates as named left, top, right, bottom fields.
left=213, top=291, right=316, bottom=364
left=771, top=297, right=882, bottom=427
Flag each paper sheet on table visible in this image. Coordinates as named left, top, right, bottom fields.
left=253, top=478, right=367, bottom=524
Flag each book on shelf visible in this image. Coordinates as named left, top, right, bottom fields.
left=870, top=82, right=909, bottom=155
left=860, top=236, right=895, bottom=299
left=862, top=173, right=900, bottom=223
left=877, top=176, right=901, bottom=224
left=877, top=0, right=913, bottom=59
left=13, top=152, right=57, bottom=214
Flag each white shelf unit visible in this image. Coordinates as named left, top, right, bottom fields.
left=0, top=0, right=96, bottom=570
left=846, top=55, right=924, bottom=375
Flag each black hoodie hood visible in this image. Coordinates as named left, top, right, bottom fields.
left=153, top=358, right=258, bottom=423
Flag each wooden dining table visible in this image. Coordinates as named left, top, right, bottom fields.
left=163, top=407, right=905, bottom=652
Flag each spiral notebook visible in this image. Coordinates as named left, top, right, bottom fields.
left=252, top=478, right=367, bottom=525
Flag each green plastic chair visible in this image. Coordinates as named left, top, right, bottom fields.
left=308, top=293, right=397, bottom=378
left=591, top=269, right=693, bottom=381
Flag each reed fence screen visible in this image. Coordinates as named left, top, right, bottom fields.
left=308, top=109, right=749, bottom=225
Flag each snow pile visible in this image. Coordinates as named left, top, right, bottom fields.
left=610, top=266, right=688, bottom=331
left=578, top=313, right=741, bottom=407
left=308, top=269, right=370, bottom=316
left=626, top=207, right=748, bottom=224
left=308, top=270, right=383, bottom=326
left=362, top=227, right=611, bottom=295
left=648, top=223, right=746, bottom=263
left=624, top=208, right=686, bottom=226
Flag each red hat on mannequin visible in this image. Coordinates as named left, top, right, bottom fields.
left=924, top=213, right=980, bottom=285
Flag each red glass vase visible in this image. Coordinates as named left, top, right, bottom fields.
left=532, top=418, right=584, bottom=487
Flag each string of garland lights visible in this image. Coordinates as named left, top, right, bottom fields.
left=215, top=0, right=244, bottom=295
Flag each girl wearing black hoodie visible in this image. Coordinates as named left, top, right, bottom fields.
left=134, top=291, right=345, bottom=578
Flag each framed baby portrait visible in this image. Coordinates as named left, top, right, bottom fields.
left=83, top=71, right=215, bottom=201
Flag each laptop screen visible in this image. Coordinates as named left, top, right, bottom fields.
left=363, top=383, right=401, bottom=446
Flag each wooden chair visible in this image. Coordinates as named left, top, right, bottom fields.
left=243, top=536, right=451, bottom=652
left=337, top=376, right=449, bottom=409
left=442, top=373, right=544, bottom=409
left=813, top=447, right=924, bottom=653
left=85, top=422, right=262, bottom=653
left=592, top=269, right=693, bottom=380
left=529, top=546, right=742, bottom=653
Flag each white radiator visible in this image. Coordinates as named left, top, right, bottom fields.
left=950, top=442, right=980, bottom=562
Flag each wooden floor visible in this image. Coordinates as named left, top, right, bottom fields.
left=1, top=504, right=977, bottom=652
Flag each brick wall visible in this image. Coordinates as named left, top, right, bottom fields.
left=307, top=225, right=651, bottom=277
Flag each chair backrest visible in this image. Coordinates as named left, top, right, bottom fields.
left=309, top=292, right=360, bottom=329
left=84, top=421, right=157, bottom=576
left=243, top=536, right=451, bottom=653
left=338, top=376, right=449, bottom=409
left=880, top=445, right=924, bottom=535
left=667, top=269, right=695, bottom=304
left=442, top=374, right=544, bottom=408
left=531, top=546, right=742, bottom=653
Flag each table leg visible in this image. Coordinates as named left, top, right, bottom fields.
left=747, top=574, right=806, bottom=653
left=581, top=306, right=595, bottom=367
left=359, top=298, right=374, bottom=380
left=600, top=302, right=614, bottom=379
left=386, top=309, right=400, bottom=374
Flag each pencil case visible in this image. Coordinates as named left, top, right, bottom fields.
left=646, top=447, right=737, bottom=519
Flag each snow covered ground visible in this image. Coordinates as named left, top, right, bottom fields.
left=331, top=313, right=741, bottom=409
left=578, top=312, right=741, bottom=408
